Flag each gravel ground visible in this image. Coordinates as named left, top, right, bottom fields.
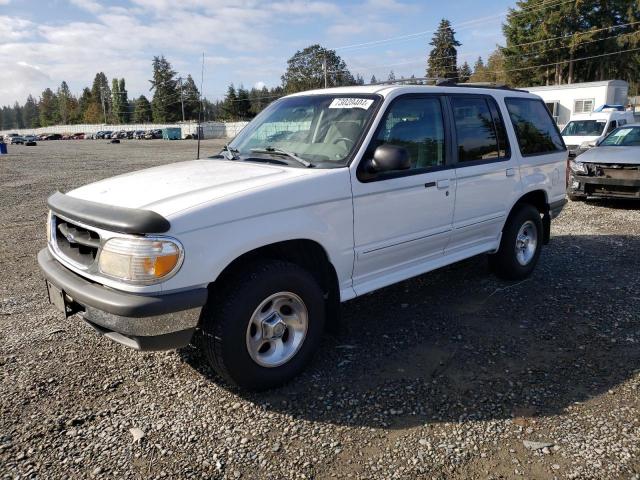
left=1, top=140, right=639, bottom=480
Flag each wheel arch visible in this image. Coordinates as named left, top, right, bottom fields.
left=507, top=189, right=551, bottom=244
left=208, top=239, right=341, bottom=332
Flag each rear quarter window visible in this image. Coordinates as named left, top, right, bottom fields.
left=504, top=98, right=565, bottom=156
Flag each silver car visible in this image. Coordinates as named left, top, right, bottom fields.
left=568, top=124, right=640, bottom=200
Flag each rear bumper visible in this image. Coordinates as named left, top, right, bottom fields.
left=38, top=248, right=207, bottom=350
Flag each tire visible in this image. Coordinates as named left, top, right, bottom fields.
left=489, top=204, right=543, bottom=280
left=200, top=260, right=325, bottom=390
left=568, top=193, right=585, bottom=201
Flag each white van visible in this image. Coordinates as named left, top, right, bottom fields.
left=561, top=108, right=635, bottom=156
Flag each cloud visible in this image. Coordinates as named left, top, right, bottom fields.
left=0, top=61, right=51, bottom=105
left=68, top=0, right=102, bottom=13
left=253, top=81, right=266, bottom=89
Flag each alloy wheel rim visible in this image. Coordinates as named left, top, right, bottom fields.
left=245, top=292, right=308, bottom=368
left=515, top=220, right=538, bottom=266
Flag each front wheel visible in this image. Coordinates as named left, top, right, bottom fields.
left=200, top=260, right=325, bottom=390
left=489, top=204, right=543, bottom=280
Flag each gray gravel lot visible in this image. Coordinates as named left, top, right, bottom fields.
left=1, top=139, right=639, bottom=479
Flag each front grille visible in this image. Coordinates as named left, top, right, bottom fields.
left=53, top=215, right=101, bottom=268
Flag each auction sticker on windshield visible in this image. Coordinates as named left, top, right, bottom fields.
left=329, top=98, right=374, bottom=110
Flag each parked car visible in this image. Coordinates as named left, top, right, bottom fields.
left=43, top=134, right=62, bottom=140
left=9, top=136, right=25, bottom=144
left=72, top=133, right=85, bottom=140
left=144, top=129, right=162, bottom=139
left=23, top=135, right=38, bottom=142
left=133, top=130, right=146, bottom=139
left=561, top=108, right=635, bottom=157
left=4, top=133, right=19, bottom=142
left=38, top=84, right=567, bottom=390
left=568, top=123, right=640, bottom=200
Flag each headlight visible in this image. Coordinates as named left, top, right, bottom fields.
left=580, top=141, right=595, bottom=149
left=98, top=237, right=183, bottom=284
left=46, top=211, right=52, bottom=243
left=569, top=160, right=587, bottom=174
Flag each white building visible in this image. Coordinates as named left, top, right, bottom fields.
left=524, top=80, right=629, bottom=127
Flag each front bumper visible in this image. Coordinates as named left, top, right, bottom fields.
left=568, top=173, right=640, bottom=199
left=38, top=248, right=208, bottom=350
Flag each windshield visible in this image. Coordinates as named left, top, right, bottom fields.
left=227, top=94, right=380, bottom=167
left=599, top=126, right=640, bottom=147
left=561, top=120, right=606, bottom=137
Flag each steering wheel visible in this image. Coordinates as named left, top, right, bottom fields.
left=332, top=137, right=355, bottom=147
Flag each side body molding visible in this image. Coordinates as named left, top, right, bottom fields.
left=47, top=191, right=170, bottom=234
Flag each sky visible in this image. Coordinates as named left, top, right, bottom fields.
left=0, top=0, right=516, bottom=106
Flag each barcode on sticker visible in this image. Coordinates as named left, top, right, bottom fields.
left=329, top=98, right=374, bottom=110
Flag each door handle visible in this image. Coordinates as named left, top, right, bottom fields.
left=506, top=168, right=516, bottom=177
left=436, top=179, right=450, bottom=189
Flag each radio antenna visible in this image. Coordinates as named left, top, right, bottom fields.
left=197, top=52, right=205, bottom=159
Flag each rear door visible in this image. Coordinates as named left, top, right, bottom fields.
left=350, top=94, right=455, bottom=294
left=445, top=94, right=521, bottom=254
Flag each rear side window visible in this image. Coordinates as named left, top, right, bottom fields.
left=505, top=98, right=565, bottom=156
left=452, top=97, right=501, bottom=162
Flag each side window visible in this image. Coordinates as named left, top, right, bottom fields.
left=505, top=98, right=565, bottom=156
left=606, top=121, right=617, bottom=134
left=618, top=119, right=627, bottom=127
left=374, top=97, right=445, bottom=170
left=451, top=97, right=501, bottom=162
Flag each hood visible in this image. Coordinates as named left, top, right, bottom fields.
left=577, top=146, right=640, bottom=165
left=67, top=159, right=307, bottom=217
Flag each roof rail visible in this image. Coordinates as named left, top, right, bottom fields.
left=434, top=79, right=526, bottom=92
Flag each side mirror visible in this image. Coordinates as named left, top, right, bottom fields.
left=369, top=144, right=411, bottom=173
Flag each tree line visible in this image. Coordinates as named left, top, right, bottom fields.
left=1, top=0, right=637, bottom=130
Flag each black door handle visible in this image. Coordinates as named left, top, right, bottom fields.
left=424, top=181, right=436, bottom=188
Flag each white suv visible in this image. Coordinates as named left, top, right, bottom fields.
left=39, top=84, right=567, bottom=390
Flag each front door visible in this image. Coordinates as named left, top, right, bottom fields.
left=351, top=95, right=455, bottom=295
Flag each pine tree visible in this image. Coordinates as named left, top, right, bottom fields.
left=78, top=88, right=92, bottom=122
left=370, top=74, right=377, bottom=84
left=469, top=57, right=488, bottom=82
left=22, top=95, right=40, bottom=128
left=236, top=85, right=251, bottom=119
left=387, top=70, right=396, bottom=82
left=91, top=72, right=110, bottom=123
left=39, top=88, right=59, bottom=126
left=222, top=85, right=238, bottom=120
left=181, top=75, right=200, bottom=120
left=118, top=78, right=128, bottom=123
left=150, top=55, right=180, bottom=122
left=426, top=18, right=461, bottom=80
left=458, top=61, right=472, bottom=82
left=282, top=44, right=355, bottom=93
left=133, top=95, right=152, bottom=123
left=57, top=81, right=74, bottom=124
left=111, top=78, right=121, bottom=123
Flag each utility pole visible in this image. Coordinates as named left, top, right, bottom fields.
left=323, top=56, right=328, bottom=89
left=100, top=86, right=107, bottom=124
left=178, top=77, right=185, bottom=123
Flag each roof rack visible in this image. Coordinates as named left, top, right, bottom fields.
left=368, top=77, right=527, bottom=92
left=434, top=79, right=526, bottom=91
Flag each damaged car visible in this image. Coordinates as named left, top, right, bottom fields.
left=568, top=124, right=640, bottom=201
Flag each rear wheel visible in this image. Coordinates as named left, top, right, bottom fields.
left=489, top=204, right=543, bottom=280
left=200, top=260, right=325, bottom=390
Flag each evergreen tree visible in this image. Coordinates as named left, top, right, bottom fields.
left=282, top=44, right=355, bottom=93
left=133, top=95, right=152, bottom=123
left=426, top=18, right=461, bottom=80
left=387, top=70, right=396, bottom=81
left=118, top=78, right=128, bottom=123
left=181, top=74, right=200, bottom=120
left=469, top=57, right=488, bottom=82
left=370, top=74, right=377, bottom=84
left=150, top=55, right=180, bottom=122
left=111, top=78, right=121, bottom=123
left=90, top=72, right=110, bottom=123
left=22, top=95, right=40, bottom=128
left=502, top=0, right=640, bottom=86
left=56, top=81, right=74, bottom=124
left=458, top=61, right=472, bottom=82
left=78, top=88, right=92, bottom=122
left=39, top=88, right=59, bottom=126
left=236, top=85, right=251, bottom=119
left=221, top=84, right=238, bottom=120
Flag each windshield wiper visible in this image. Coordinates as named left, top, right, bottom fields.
left=250, top=146, right=314, bottom=168
left=221, top=144, right=239, bottom=160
